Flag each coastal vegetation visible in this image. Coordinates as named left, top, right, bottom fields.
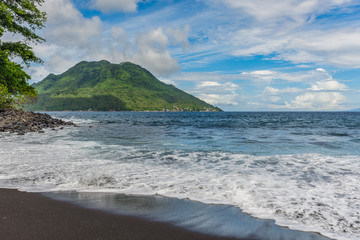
left=0, top=1, right=76, bottom=135
left=0, top=0, right=46, bottom=110
left=28, top=60, right=222, bottom=112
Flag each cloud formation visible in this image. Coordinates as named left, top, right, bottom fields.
left=285, top=92, right=346, bottom=110
left=166, top=25, right=191, bottom=49
left=241, top=68, right=331, bottom=84
left=195, top=80, right=239, bottom=106
left=43, top=0, right=102, bottom=47
left=90, top=0, right=143, bottom=13
left=309, top=80, right=348, bottom=91
left=132, top=27, right=180, bottom=76
left=162, top=71, right=241, bottom=106
left=32, top=0, right=187, bottom=80
left=199, top=0, right=360, bottom=68
left=229, top=25, right=360, bottom=68
left=214, top=0, right=353, bottom=23
left=256, top=68, right=349, bottom=110
left=198, top=93, right=239, bottom=106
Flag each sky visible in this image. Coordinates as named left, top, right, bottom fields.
left=12, top=0, right=360, bottom=111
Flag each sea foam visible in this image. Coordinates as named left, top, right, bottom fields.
left=1, top=112, right=359, bottom=240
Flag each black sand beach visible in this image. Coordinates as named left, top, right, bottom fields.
left=0, top=188, right=248, bottom=240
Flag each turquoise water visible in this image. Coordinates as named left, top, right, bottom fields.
left=1, top=112, right=359, bottom=239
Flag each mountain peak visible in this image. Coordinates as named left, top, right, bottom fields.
left=29, top=60, right=221, bottom=112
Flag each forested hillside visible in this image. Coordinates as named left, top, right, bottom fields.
left=28, top=61, right=221, bottom=112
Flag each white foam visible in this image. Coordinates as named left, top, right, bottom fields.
left=0, top=133, right=359, bottom=240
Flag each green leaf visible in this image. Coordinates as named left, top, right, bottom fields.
left=0, top=0, right=46, bottom=109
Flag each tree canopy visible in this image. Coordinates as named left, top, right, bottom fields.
left=0, top=0, right=46, bottom=109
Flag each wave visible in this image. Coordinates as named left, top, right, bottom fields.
left=0, top=131, right=359, bottom=240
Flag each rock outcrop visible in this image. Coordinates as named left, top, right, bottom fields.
left=0, top=109, right=75, bottom=135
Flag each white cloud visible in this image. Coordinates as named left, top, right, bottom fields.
left=42, top=0, right=102, bottom=47
left=30, top=0, right=105, bottom=76
left=136, top=27, right=169, bottom=50
left=309, top=80, right=348, bottom=91
left=197, top=81, right=222, bottom=87
left=110, top=26, right=131, bottom=53
left=46, top=17, right=101, bottom=47
left=316, top=68, right=326, bottom=72
left=46, top=55, right=78, bottom=74
left=241, top=70, right=306, bottom=83
left=42, top=0, right=81, bottom=23
left=165, top=71, right=242, bottom=83
left=198, top=93, right=239, bottom=106
left=213, top=0, right=353, bottom=23
left=241, top=70, right=276, bottom=83
left=197, top=0, right=360, bottom=68
left=195, top=81, right=238, bottom=92
left=193, top=81, right=239, bottom=105
left=164, top=67, right=350, bottom=109
left=132, top=27, right=180, bottom=76
left=285, top=92, right=346, bottom=110
left=251, top=70, right=273, bottom=75
left=132, top=49, right=180, bottom=76
left=90, top=0, right=143, bottom=13
left=263, top=86, right=279, bottom=95
left=263, top=86, right=302, bottom=95
left=261, top=86, right=304, bottom=105
left=166, top=25, right=191, bottom=49
left=164, top=72, right=240, bottom=106
left=284, top=28, right=360, bottom=67
left=254, top=91, right=347, bottom=110
left=28, top=1, right=187, bottom=80
left=31, top=43, right=61, bottom=60
left=256, top=68, right=349, bottom=110
left=229, top=25, right=360, bottom=68
left=242, top=68, right=339, bottom=84
left=25, top=66, right=51, bottom=84
left=111, top=27, right=130, bottom=44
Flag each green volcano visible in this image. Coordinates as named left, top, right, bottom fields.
left=27, top=60, right=221, bottom=112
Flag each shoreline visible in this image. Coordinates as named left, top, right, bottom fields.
left=0, top=108, right=75, bottom=134
left=1, top=111, right=353, bottom=240
left=0, top=188, right=247, bottom=240
left=44, top=191, right=333, bottom=240
left=0, top=188, right=333, bottom=240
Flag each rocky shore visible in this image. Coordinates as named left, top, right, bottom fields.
left=0, top=108, right=75, bottom=135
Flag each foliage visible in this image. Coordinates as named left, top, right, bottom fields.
left=27, top=61, right=222, bottom=112
left=0, top=82, right=37, bottom=110
left=0, top=0, right=46, bottom=109
left=0, top=84, right=13, bottom=109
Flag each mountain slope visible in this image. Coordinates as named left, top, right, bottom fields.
left=28, top=60, right=221, bottom=111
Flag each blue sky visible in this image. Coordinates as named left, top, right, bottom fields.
left=16, top=0, right=360, bottom=110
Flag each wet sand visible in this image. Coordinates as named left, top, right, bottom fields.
left=0, top=188, right=250, bottom=240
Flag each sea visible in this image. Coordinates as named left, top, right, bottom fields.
left=0, top=112, right=359, bottom=240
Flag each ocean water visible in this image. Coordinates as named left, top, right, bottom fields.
left=0, top=112, right=359, bottom=240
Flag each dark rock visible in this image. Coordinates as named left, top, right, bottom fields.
left=0, top=108, right=75, bottom=134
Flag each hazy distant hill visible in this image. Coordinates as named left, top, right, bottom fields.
left=28, top=60, right=221, bottom=112
left=348, top=108, right=360, bottom=112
